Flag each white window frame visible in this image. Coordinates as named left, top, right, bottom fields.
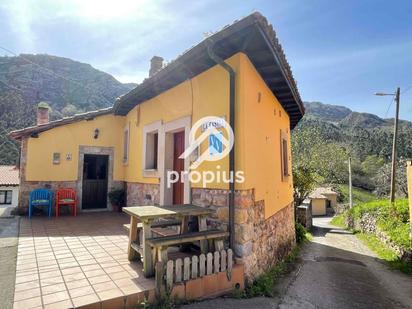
left=142, top=120, right=162, bottom=178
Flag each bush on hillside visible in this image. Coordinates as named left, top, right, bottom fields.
left=347, top=199, right=411, bottom=250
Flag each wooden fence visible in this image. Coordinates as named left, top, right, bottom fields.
left=156, top=249, right=233, bottom=293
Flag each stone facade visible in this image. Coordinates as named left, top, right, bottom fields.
left=126, top=182, right=160, bottom=206
left=191, top=187, right=296, bottom=281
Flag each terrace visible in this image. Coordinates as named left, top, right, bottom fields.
left=14, top=213, right=155, bottom=309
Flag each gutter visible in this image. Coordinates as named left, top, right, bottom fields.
left=206, top=40, right=236, bottom=251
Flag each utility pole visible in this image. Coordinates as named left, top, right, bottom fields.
left=374, top=87, right=401, bottom=203
left=348, top=157, right=353, bottom=209
left=389, top=87, right=400, bottom=203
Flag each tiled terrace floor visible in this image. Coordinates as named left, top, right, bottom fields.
left=14, top=213, right=155, bottom=309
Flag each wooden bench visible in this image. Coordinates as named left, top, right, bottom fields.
left=143, top=230, right=229, bottom=263
left=123, top=219, right=181, bottom=237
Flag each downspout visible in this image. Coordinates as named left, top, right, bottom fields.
left=206, top=40, right=236, bottom=251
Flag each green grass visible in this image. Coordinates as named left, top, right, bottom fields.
left=356, top=233, right=412, bottom=275
left=330, top=214, right=346, bottom=228
left=338, top=184, right=376, bottom=205
left=346, top=199, right=411, bottom=250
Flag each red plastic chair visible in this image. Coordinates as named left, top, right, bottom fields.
left=56, top=188, right=77, bottom=217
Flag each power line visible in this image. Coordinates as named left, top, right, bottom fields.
left=401, top=84, right=412, bottom=94
left=384, top=95, right=395, bottom=118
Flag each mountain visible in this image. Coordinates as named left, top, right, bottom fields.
left=295, top=102, right=412, bottom=191
left=304, top=101, right=352, bottom=122
left=0, top=54, right=136, bottom=165
left=301, top=102, right=412, bottom=160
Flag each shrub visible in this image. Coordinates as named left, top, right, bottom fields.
left=346, top=199, right=411, bottom=250
left=295, top=223, right=308, bottom=244
left=108, top=188, right=125, bottom=206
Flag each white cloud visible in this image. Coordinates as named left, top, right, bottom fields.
left=113, top=71, right=147, bottom=84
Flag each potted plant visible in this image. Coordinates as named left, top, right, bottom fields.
left=108, top=188, right=125, bottom=212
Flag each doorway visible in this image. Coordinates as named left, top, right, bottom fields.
left=82, top=154, right=109, bottom=209
left=172, top=131, right=185, bottom=205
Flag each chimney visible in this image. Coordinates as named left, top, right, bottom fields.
left=149, top=56, right=164, bottom=77
left=37, top=102, right=50, bottom=125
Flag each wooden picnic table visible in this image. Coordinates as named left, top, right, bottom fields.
left=123, top=204, right=215, bottom=277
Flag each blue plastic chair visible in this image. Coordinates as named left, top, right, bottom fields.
left=29, top=189, right=53, bottom=218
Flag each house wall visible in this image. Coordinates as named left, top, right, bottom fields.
left=0, top=185, right=19, bottom=208
left=123, top=54, right=239, bottom=186
left=312, top=198, right=327, bottom=216
left=24, top=114, right=126, bottom=181
left=323, top=193, right=337, bottom=208
left=239, top=55, right=293, bottom=218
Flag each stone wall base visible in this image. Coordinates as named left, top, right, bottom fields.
left=18, top=181, right=77, bottom=214
left=126, top=182, right=160, bottom=206
left=191, top=187, right=296, bottom=282
left=18, top=180, right=124, bottom=215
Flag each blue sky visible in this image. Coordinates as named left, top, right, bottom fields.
left=1, top=0, right=412, bottom=120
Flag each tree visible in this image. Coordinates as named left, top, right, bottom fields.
left=293, top=165, right=319, bottom=205
left=373, top=158, right=408, bottom=197
left=292, top=126, right=348, bottom=184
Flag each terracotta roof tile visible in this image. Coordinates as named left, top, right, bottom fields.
left=309, top=187, right=337, bottom=199
left=0, top=165, right=19, bottom=186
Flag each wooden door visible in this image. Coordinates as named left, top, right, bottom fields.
left=82, top=154, right=108, bottom=209
left=173, top=131, right=185, bottom=205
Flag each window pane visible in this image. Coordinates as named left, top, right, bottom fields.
left=123, top=129, right=129, bottom=162
left=282, top=139, right=288, bottom=176
left=5, top=191, right=12, bottom=204
left=145, top=131, right=158, bottom=170
left=153, top=133, right=158, bottom=169
left=0, top=191, right=5, bottom=204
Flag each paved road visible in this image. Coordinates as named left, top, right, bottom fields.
left=0, top=217, right=19, bottom=309
left=185, top=216, right=412, bottom=309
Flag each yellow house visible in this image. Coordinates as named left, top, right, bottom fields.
left=309, top=187, right=338, bottom=216
left=10, top=12, right=304, bottom=279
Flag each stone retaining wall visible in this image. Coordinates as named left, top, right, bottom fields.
left=347, top=213, right=412, bottom=262
left=297, top=204, right=312, bottom=230
left=191, top=187, right=296, bottom=281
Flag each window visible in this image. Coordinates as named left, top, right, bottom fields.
left=53, top=152, right=60, bottom=165
left=0, top=190, right=12, bottom=205
left=145, top=132, right=158, bottom=170
left=123, top=126, right=129, bottom=164
left=282, top=139, right=289, bottom=176
left=280, top=130, right=289, bottom=180
left=142, top=120, right=162, bottom=177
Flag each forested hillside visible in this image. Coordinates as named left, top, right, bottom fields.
left=292, top=102, right=412, bottom=199
left=0, top=54, right=136, bottom=164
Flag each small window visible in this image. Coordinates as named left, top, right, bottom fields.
left=123, top=126, right=129, bottom=164
left=280, top=131, right=289, bottom=180
left=0, top=190, right=12, bottom=205
left=53, top=152, right=60, bottom=165
left=145, top=131, right=158, bottom=170
left=282, top=139, right=289, bottom=176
